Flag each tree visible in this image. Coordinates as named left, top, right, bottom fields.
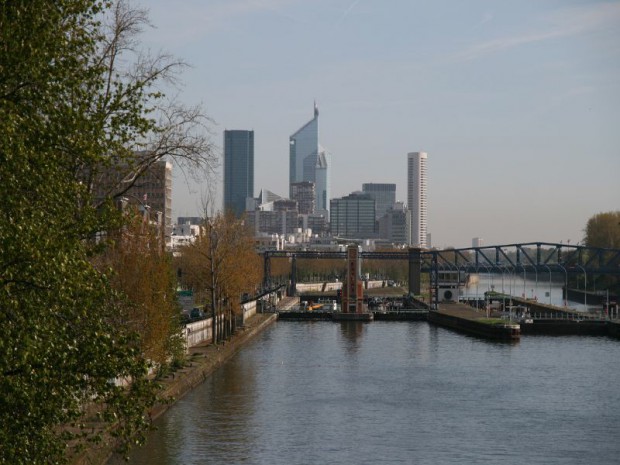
left=177, top=212, right=262, bottom=343
left=584, top=211, right=620, bottom=249
left=0, top=1, right=213, bottom=462
left=583, top=211, right=620, bottom=296
left=95, top=209, right=184, bottom=369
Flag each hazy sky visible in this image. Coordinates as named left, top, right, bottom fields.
left=138, top=0, right=619, bottom=248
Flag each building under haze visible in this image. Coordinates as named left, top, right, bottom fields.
left=330, top=192, right=376, bottom=239
left=223, top=129, right=254, bottom=217
left=289, top=103, right=331, bottom=217
left=407, top=151, right=428, bottom=248
left=378, top=202, right=411, bottom=245
left=362, top=183, right=396, bottom=220
left=290, top=181, right=315, bottom=215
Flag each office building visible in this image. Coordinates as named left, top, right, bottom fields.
left=93, top=157, right=172, bottom=240
left=330, top=192, right=376, bottom=239
left=246, top=198, right=299, bottom=235
left=407, top=151, right=428, bottom=248
left=223, top=129, right=254, bottom=216
left=362, top=183, right=396, bottom=220
left=472, top=237, right=483, bottom=248
left=378, top=202, right=411, bottom=245
left=290, top=181, right=315, bottom=215
left=289, top=103, right=331, bottom=216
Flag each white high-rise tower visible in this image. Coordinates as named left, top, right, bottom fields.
left=407, top=151, right=428, bottom=248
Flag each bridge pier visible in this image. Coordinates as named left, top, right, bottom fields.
left=289, top=255, right=297, bottom=296
left=408, top=247, right=422, bottom=296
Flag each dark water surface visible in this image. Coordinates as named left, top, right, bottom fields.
left=113, top=322, right=620, bottom=465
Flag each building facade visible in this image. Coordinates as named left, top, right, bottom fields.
left=407, top=151, right=428, bottom=248
left=330, top=192, right=376, bottom=239
left=362, top=183, right=396, bottom=220
left=290, top=181, right=315, bottom=214
left=378, top=201, right=411, bottom=245
left=93, top=157, right=172, bottom=240
left=223, top=129, right=254, bottom=216
left=289, top=103, right=331, bottom=216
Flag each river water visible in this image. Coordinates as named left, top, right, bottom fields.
left=460, top=273, right=598, bottom=312
left=113, top=321, right=620, bottom=465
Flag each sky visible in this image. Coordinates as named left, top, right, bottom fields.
left=137, top=0, right=620, bottom=249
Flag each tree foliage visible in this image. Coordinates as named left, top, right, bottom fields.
left=584, top=211, right=620, bottom=249
left=0, top=1, right=212, bottom=463
left=177, top=212, right=262, bottom=342
left=95, top=210, right=184, bottom=368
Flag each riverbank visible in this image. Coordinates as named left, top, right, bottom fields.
left=73, top=313, right=277, bottom=465
left=150, top=313, right=278, bottom=421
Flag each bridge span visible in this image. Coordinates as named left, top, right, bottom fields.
left=262, top=242, right=620, bottom=309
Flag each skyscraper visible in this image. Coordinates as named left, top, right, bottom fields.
left=290, top=181, right=315, bottom=215
left=289, top=103, right=331, bottom=216
left=223, top=130, right=254, bottom=216
left=407, top=151, right=428, bottom=248
left=330, top=192, right=376, bottom=239
left=362, top=183, right=396, bottom=219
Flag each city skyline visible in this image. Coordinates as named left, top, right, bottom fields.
left=138, top=0, right=620, bottom=248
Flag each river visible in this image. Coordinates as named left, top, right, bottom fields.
left=112, top=321, right=620, bottom=465
left=460, top=273, right=600, bottom=313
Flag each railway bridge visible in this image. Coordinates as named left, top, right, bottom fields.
left=262, top=242, right=620, bottom=308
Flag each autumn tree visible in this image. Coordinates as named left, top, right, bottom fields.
left=178, top=212, right=262, bottom=343
left=96, top=209, right=183, bottom=369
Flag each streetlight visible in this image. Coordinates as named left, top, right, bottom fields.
left=517, top=263, right=526, bottom=298
left=533, top=265, right=538, bottom=301
left=575, top=264, right=587, bottom=311
left=543, top=264, right=552, bottom=305
left=556, top=263, right=568, bottom=307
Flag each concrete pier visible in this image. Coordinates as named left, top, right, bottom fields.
left=429, top=303, right=520, bottom=341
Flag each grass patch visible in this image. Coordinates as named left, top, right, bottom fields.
left=478, top=318, right=512, bottom=326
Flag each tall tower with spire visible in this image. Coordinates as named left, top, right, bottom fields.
left=289, top=103, right=331, bottom=216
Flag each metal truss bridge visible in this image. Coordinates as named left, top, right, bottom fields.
left=262, top=242, right=620, bottom=294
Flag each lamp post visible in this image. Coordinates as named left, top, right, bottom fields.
left=476, top=266, right=480, bottom=309
left=543, top=264, right=552, bottom=305
left=482, top=264, right=493, bottom=317
left=518, top=263, right=526, bottom=298
left=557, top=263, right=568, bottom=307
left=575, top=264, right=587, bottom=310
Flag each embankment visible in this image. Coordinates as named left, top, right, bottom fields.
left=73, top=313, right=277, bottom=465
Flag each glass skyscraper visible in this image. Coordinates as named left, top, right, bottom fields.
left=362, top=183, right=396, bottom=219
left=223, top=130, right=254, bottom=217
left=289, top=103, right=331, bottom=216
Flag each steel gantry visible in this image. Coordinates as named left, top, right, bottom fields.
left=262, top=242, right=620, bottom=301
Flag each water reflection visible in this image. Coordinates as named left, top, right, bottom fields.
left=462, top=273, right=596, bottom=312
left=116, top=323, right=620, bottom=465
left=338, top=321, right=365, bottom=352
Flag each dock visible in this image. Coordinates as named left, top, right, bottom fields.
left=428, top=303, right=520, bottom=341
